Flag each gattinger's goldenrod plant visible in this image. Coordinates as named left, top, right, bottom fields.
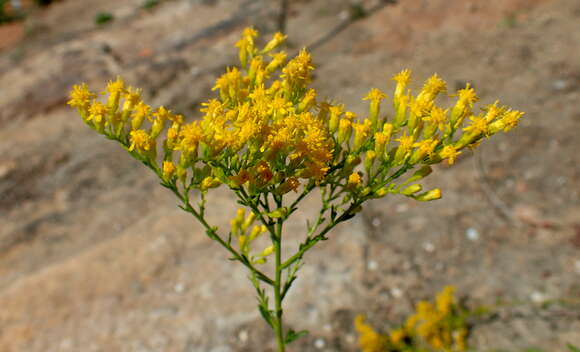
left=68, top=27, right=523, bottom=351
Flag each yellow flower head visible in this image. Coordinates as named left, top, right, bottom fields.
left=265, top=52, right=287, bottom=74
left=300, top=161, right=329, bottom=182
left=213, top=67, right=243, bottom=102
left=410, top=96, right=434, bottom=118
left=106, top=76, right=126, bottom=96
left=463, top=115, right=489, bottom=136
left=277, top=176, right=300, bottom=194
left=201, top=99, right=224, bottom=119
left=353, top=119, right=372, bottom=150
left=122, top=87, right=142, bottom=112
left=328, top=104, right=344, bottom=133
left=396, top=134, right=414, bottom=153
left=440, top=145, right=461, bottom=165
left=231, top=169, right=252, bottom=186
left=392, top=69, right=411, bottom=86
left=456, top=83, right=478, bottom=107
left=363, top=88, right=387, bottom=103
left=415, top=138, right=439, bottom=156
left=201, top=176, right=221, bottom=191
left=298, top=88, right=317, bottom=113
left=131, top=101, right=151, bottom=130
left=68, top=83, right=95, bottom=109
left=394, top=133, right=415, bottom=164
left=178, top=122, right=204, bottom=155
left=348, top=172, right=362, bottom=188
left=282, top=49, right=314, bottom=88
left=153, top=106, right=171, bottom=122
left=255, top=161, right=273, bottom=184
left=262, top=32, right=287, bottom=53
left=392, top=69, right=411, bottom=104
left=420, top=73, right=447, bottom=98
left=242, top=27, right=258, bottom=43
left=363, top=88, right=387, bottom=125
left=88, top=101, right=108, bottom=124
left=423, top=106, right=448, bottom=132
left=373, top=131, right=389, bottom=157
left=436, top=286, right=455, bottom=316
left=389, top=328, right=406, bottom=345
left=129, top=129, right=153, bottom=152
left=482, top=101, right=505, bottom=122
left=337, top=118, right=352, bottom=145
left=162, top=160, right=176, bottom=180
left=354, top=315, right=387, bottom=352
left=269, top=96, right=294, bottom=117
left=501, top=110, right=524, bottom=132
left=235, top=27, right=258, bottom=68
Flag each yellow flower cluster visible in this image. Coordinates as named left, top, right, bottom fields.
left=354, top=315, right=388, bottom=352
left=230, top=208, right=272, bottom=263
left=68, top=27, right=523, bottom=201
left=356, top=286, right=469, bottom=352
left=396, top=286, right=468, bottom=351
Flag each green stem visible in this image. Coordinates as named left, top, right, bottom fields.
left=170, top=186, right=274, bottom=286
left=274, top=219, right=285, bottom=352
left=281, top=200, right=360, bottom=270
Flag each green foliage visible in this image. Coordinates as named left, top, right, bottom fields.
left=95, top=11, right=114, bottom=25
left=502, top=12, right=518, bottom=28
left=33, top=0, right=53, bottom=6
left=142, top=0, right=161, bottom=10
left=0, top=0, right=22, bottom=24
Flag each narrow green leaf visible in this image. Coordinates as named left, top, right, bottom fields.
left=284, top=329, right=309, bottom=344
left=258, top=305, right=273, bottom=328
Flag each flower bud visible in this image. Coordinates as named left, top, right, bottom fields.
left=392, top=69, right=411, bottom=109
left=394, top=95, right=409, bottom=127
left=328, top=105, right=343, bottom=133
left=249, top=225, right=266, bottom=242
left=337, top=119, right=352, bottom=145
left=364, top=150, right=376, bottom=174
left=200, top=176, right=221, bottom=191
left=276, top=177, right=300, bottom=194
left=162, top=161, right=176, bottom=182
left=260, top=245, right=275, bottom=257
left=414, top=188, right=442, bottom=201
left=238, top=235, right=248, bottom=251
left=373, top=132, right=388, bottom=159
left=297, top=89, right=316, bottom=113
left=374, top=187, right=389, bottom=198
left=262, top=32, right=287, bottom=53
left=400, top=184, right=422, bottom=196
left=402, top=166, right=432, bottom=186
left=268, top=207, right=289, bottom=219
left=347, top=172, right=362, bottom=189
left=353, top=120, right=372, bottom=151
left=241, top=212, right=256, bottom=231
left=363, top=88, right=387, bottom=129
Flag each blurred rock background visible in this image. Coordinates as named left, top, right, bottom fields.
left=0, top=0, right=579, bottom=351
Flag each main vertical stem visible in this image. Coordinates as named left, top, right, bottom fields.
left=274, top=220, right=285, bottom=352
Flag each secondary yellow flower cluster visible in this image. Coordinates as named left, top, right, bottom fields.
left=68, top=27, right=523, bottom=200
left=230, top=208, right=273, bottom=263
left=355, top=286, right=468, bottom=352
left=355, top=315, right=389, bottom=352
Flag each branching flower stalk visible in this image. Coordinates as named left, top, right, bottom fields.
left=68, top=27, right=523, bottom=351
